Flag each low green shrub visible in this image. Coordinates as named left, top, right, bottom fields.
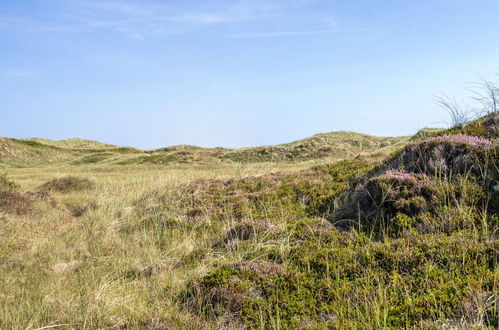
left=189, top=230, right=498, bottom=328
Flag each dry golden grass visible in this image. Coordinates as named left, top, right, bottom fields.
left=1, top=160, right=330, bottom=329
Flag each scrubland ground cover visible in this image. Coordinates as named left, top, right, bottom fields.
left=0, top=114, right=498, bottom=329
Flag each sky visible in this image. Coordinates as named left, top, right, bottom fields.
left=1, top=0, right=498, bottom=149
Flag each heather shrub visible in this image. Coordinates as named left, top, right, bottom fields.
left=187, top=261, right=310, bottom=327
left=414, top=134, right=494, bottom=149
left=0, top=186, right=30, bottom=214
left=188, top=230, right=498, bottom=328
left=39, top=176, right=95, bottom=193
left=24, top=190, right=57, bottom=207
left=386, top=135, right=496, bottom=178
left=336, top=171, right=440, bottom=233
left=335, top=130, right=497, bottom=236
left=365, top=171, right=438, bottom=216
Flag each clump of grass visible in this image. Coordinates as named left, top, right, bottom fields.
left=218, top=219, right=274, bottom=247
left=63, top=198, right=98, bottom=217
left=439, top=111, right=499, bottom=139
left=39, top=176, right=95, bottom=193
left=0, top=173, right=19, bottom=190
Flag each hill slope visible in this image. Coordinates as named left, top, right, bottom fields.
left=122, top=132, right=409, bottom=165
left=0, top=138, right=141, bottom=167
left=1, top=132, right=409, bottom=167
left=24, top=138, right=118, bottom=149
left=221, top=131, right=408, bottom=163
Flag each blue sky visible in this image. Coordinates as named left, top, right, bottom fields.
left=1, top=0, right=498, bottom=149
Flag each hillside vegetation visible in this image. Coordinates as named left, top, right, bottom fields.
left=0, top=131, right=409, bottom=168
left=0, top=138, right=140, bottom=167
left=0, top=114, right=497, bottom=329
left=24, top=138, right=119, bottom=150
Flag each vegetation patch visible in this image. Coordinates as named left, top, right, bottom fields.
left=441, top=112, right=499, bottom=139
left=63, top=199, right=98, bottom=217
left=217, top=219, right=275, bottom=247
left=410, top=128, right=445, bottom=141
left=0, top=186, right=30, bottom=214
left=189, top=229, right=498, bottom=328
left=333, top=116, right=498, bottom=237
left=1, top=111, right=497, bottom=328
left=71, top=152, right=114, bottom=165
left=39, top=176, right=95, bottom=193
left=222, top=132, right=408, bottom=163
left=136, top=159, right=374, bottom=223
left=385, top=135, right=497, bottom=178
left=0, top=173, right=19, bottom=190
left=184, top=114, right=498, bottom=328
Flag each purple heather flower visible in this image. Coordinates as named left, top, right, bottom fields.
left=379, top=170, right=416, bottom=181
left=375, top=170, right=434, bottom=187
left=415, top=134, right=494, bottom=149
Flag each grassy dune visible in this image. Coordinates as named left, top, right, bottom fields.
left=23, top=138, right=119, bottom=150
left=0, top=117, right=497, bottom=329
left=0, top=131, right=408, bottom=168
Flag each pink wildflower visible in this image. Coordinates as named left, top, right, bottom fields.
left=416, top=134, right=494, bottom=149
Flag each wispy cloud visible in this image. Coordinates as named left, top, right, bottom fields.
left=229, top=27, right=383, bottom=39
left=0, top=0, right=364, bottom=40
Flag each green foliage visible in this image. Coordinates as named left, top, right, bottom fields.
left=192, top=228, right=498, bottom=328
left=444, top=118, right=489, bottom=137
